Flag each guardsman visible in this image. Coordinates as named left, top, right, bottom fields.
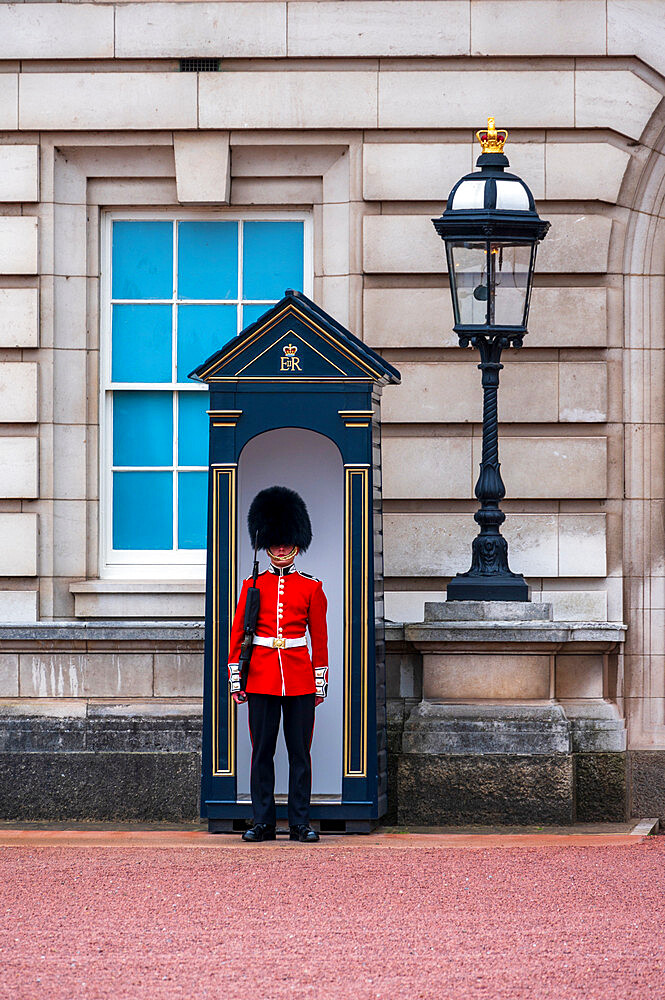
left=228, top=486, right=328, bottom=843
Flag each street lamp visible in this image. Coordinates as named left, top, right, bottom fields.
left=432, top=118, right=550, bottom=601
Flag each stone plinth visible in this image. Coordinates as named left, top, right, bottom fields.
left=396, top=601, right=627, bottom=825
left=406, top=602, right=626, bottom=707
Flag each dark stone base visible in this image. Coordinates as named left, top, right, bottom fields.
left=398, top=753, right=574, bottom=825
left=574, top=753, right=626, bottom=822
left=628, top=751, right=665, bottom=823
left=0, top=752, right=200, bottom=822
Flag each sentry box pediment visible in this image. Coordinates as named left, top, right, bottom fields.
left=190, top=290, right=400, bottom=833
left=189, top=289, right=400, bottom=386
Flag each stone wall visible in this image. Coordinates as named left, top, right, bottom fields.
left=0, top=1, right=663, bottom=819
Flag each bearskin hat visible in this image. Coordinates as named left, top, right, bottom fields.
left=247, top=486, right=312, bottom=552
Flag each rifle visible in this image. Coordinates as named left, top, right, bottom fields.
left=238, top=541, right=260, bottom=691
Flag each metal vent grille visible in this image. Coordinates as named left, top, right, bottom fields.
left=180, top=58, right=220, bottom=72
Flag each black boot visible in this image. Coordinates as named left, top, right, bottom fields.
left=242, top=823, right=276, bottom=843
left=289, top=824, right=320, bottom=843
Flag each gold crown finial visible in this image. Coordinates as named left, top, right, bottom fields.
left=476, top=116, right=508, bottom=154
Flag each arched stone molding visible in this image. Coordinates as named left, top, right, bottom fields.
left=621, top=99, right=665, bottom=749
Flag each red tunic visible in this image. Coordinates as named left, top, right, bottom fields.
left=227, top=566, right=329, bottom=697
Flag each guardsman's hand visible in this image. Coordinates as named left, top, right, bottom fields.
left=315, top=696, right=324, bottom=707
left=232, top=692, right=248, bottom=705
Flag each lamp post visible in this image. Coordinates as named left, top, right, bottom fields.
left=432, top=119, right=550, bottom=601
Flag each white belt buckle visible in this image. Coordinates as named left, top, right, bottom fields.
left=272, top=637, right=286, bottom=649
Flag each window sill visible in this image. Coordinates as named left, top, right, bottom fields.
left=70, top=580, right=206, bottom=619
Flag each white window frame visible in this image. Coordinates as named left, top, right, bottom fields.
left=100, top=208, right=313, bottom=580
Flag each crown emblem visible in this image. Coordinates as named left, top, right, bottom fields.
left=283, top=343, right=298, bottom=356
left=476, top=117, right=508, bottom=154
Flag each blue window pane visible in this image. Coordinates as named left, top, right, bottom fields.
left=178, top=392, right=209, bottom=467
left=112, top=305, right=172, bottom=383
left=113, top=471, right=173, bottom=550
left=241, top=303, right=272, bottom=330
left=178, top=222, right=238, bottom=300
left=112, top=221, right=173, bottom=300
left=178, top=472, right=208, bottom=549
left=113, top=391, right=173, bottom=467
left=177, top=304, right=237, bottom=382
left=243, top=221, right=303, bottom=300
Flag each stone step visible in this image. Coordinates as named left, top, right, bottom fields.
left=424, top=600, right=553, bottom=622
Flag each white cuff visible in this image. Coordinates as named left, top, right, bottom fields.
left=315, top=666, right=328, bottom=699
left=228, top=663, right=241, bottom=694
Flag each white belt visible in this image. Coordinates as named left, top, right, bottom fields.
left=252, top=635, right=307, bottom=650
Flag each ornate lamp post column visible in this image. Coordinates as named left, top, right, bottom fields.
left=432, top=119, right=550, bottom=601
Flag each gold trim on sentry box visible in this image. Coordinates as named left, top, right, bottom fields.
left=339, top=410, right=374, bottom=428
left=197, top=303, right=382, bottom=382
left=343, top=465, right=369, bottom=779
left=233, top=328, right=349, bottom=379
left=212, top=465, right=237, bottom=777
left=208, top=410, right=243, bottom=428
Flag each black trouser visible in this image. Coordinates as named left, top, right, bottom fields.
left=247, top=692, right=316, bottom=828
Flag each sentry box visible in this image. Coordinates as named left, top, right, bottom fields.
left=189, top=291, right=400, bottom=833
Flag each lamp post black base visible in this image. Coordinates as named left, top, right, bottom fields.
left=447, top=573, right=530, bottom=602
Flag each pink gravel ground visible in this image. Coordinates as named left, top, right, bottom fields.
left=1, top=840, right=664, bottom=1000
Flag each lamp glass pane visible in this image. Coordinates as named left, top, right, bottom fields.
left=450, top=242, right=489, bottom=326
left=491, top=242, right=533, bottom=327
left=495, top=181, right=530, bottom=212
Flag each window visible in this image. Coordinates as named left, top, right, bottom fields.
left=102, top=212, right=311, bottom=577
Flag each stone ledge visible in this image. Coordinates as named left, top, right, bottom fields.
left=405, top=620, right=626, bottom=651
left=0, top=621, right=205, bottom=642
left=70, top=582, right=206, bottom=620
left=386, top=623, right=406, bottom=643
left=424, top=600, right=552, bottom=621
left=403, top=702, right=571, bottom=755
left=401, top=700, right=626, bottom=755
left=0, top=701, right=203, bottom=753
left=565, top=700, right=627, bottom=752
